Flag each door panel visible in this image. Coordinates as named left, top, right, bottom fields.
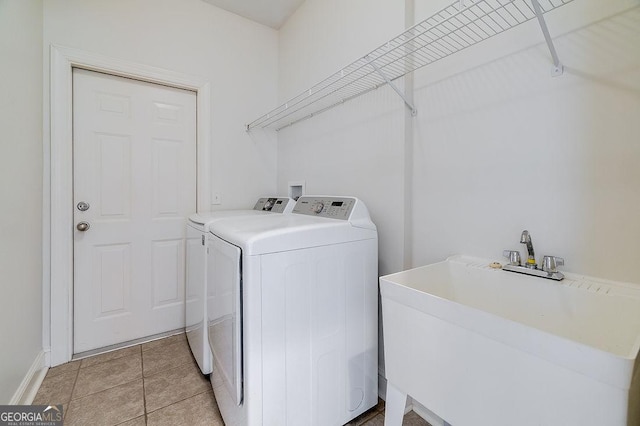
left=93, top=243, right=131, bottom=317
left=152, top=239, right=184, bottom=307
left=96, top=133, right=131, bottom=218
left=152, top=138, right=182, bottom=217
left=73, top=68, right=196, bottom=353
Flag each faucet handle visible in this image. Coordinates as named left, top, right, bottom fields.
left=542, top=255, right=564, bottom=273
left=503, top=250, right=521, bottom=266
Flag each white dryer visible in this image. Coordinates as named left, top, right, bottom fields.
left=185, top=197, right=293, bottom=375
left=206, top=196, right=378, bottom=426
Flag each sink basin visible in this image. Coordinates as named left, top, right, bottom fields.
left=380, top=255, right=640, bottom=426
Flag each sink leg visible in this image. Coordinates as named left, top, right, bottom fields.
left=384, top=382, right=407, bottom=426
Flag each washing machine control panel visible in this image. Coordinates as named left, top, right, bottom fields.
left=254, top=197, right=291, bottom=213
left=292, top=197, right=356, bottom=220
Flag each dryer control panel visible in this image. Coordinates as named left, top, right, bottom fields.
left=254, top=197, right=292, bottom=213
left=292, top=197, right=356, bottom=220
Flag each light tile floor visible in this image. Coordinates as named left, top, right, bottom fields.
left=34, top=333, right=430, bottom=426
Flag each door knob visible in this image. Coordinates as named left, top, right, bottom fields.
left=76, top=222, right=90, bottom=232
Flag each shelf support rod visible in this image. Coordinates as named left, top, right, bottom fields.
left=531, top=0, right=564, bottom=76
left=365, top=56, right=417, bottom=116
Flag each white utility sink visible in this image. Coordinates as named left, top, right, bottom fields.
left=380, top=255, right=640, bottom=426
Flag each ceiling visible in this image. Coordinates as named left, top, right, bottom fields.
left=201, top=0, right=305, bottom=29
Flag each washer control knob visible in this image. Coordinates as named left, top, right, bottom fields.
left=263, top=199, right=275, bottom=210
left=312, top=202, right=324, bottom=214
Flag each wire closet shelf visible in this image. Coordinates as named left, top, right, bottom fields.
left=246, top=0, right=573, bottom=132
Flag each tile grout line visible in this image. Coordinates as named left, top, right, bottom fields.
left=69, top=353, right=144, bottom=401
left=67, top=336, right=189, bottom=424
left=145, top=387, right=214, bottom=417
left=64, top=367, right=81, bottom=421
left=140, top=334, right=186, bottom=354
left=143, top=338, right=211, bottom=417
left=139, top=338, right=192, bottom=379
left=142, top=360, right=196, bottom=380
left=68, top=366, right=81, bottom=401
left=76, top=346, right=140, bottom=371
left=140, top=345, right=149, bottom=424
left=68, top=376, right=143, bottom=403
left=141, top=350, right=198, bottom=380
left=67, top=349, right=144, bottom=426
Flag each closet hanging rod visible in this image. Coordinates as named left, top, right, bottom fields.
left=246, top=0, right=573, bottom=132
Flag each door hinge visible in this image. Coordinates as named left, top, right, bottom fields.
left=201, top=235, right=205, bottom=246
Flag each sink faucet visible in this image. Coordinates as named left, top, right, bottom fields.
left=503, top=230, right=565, bottom=281
left=520, top=230, right=536, bottom=269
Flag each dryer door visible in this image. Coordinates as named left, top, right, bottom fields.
left=207, top=235, right=243, bottom=405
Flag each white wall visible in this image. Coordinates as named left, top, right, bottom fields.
left=43, top=0, right=280, bottom=211
left=0, top=0, right=44, bottom=403
left=277, top=0, right=407, bottom=276
left=277, top=0, right=640, bottom=282
left=411, top=0, right=640, bottom=284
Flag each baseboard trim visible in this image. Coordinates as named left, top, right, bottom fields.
left=10, top=350, right=48, bottom=405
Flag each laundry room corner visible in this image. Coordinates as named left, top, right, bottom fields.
left=275, top=0, right=409, bottom=277
left=2, top=0, right=639, bottom=423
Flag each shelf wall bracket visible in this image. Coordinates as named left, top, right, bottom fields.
left=531, top=0, right=564, bottom=77
left=365, top=56, right=418, bottom=116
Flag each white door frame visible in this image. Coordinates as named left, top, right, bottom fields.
left=49, top=45, right=211, bottom=366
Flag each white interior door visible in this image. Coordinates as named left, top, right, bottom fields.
left=73, top=68, right=196, bottom=353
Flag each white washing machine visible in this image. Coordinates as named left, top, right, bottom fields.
left=206, top=196, right=378, bottom=426
left=185, top=197, right=294, bottom=375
